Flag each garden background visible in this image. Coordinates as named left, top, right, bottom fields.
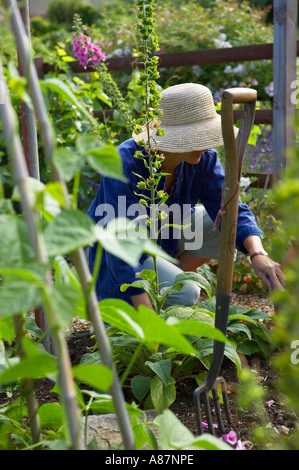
left=0, top=0, right=299, bottom=452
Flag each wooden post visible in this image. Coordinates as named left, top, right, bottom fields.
left=273, top=0, right=298, bottom=181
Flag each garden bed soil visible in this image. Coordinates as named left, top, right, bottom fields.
left=0, top=292, right=296, bottom=449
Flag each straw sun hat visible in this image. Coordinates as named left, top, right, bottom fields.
left=132, top=82, right=238, bottom=153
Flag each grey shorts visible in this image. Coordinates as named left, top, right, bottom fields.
left=141, top=205, right=220, bottom=307
left=177, top=204, right=220, bottom=259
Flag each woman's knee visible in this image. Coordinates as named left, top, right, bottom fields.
left=180, top=283, right=201, bottom=306
left=165, top=282, right=201, bottom=307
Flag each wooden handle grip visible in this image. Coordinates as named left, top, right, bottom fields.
left=222, top=87, right=257, bottom=104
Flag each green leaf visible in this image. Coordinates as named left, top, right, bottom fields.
left=0, top=353, right=56, bottom=383
left=99, top=299, right=145, bottom=339
left=154, top=410, right=231, bottom=450
left=0, top=275, right=43, bottom=317
left=53, top=148, right=86, bottom=182
left=145, top=359, right=171, bottom=386
left=0, top=315, right=15, bottom=345
left=38, top=403, right=63, bottom=429
left=42, top=78, right=98, bottom=126
left=195, top=338, right=241, bottom=372
left=76, top=135, right=126, bottom=182
left=72, top=364, right=113, bottom=392
left=172, top=271, right=212, bottom=300
left=87, top=145, right=128, bottom=183
left=162, top=306, right=214, bottom=326
left=99, top=299, right=197, bottom=355
left=43, top=209, right=97, bottom=257
left=150, top=375, right=176, bottom=414
left=131, top=375, right=152, bottom=401
left=173, top=319, right=228, bottom=343
left=228, top=314, right=257, bottom=325
left=96, top=217, right=177, bottom=268
left=12, top=177, right=62, bottom=221
left=0, top=215, right=34, bottom=267
left=48, top=284, right=87, bottom=327
left=227, top=322, right=252, bottom=340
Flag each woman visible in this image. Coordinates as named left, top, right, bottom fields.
left=87, top=83, right=285, bottom=309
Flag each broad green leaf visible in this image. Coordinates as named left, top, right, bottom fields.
left=227, top=322, right=252, bottom=340
left=163, top=306, right=214, bottom=326
left=172, top=271, right=213, bottom=300
left=173, top=319, right=229, bottom=343
left=244, top=308, right=271, bottom=320
left=0, top=215, right=34, bottom=267
left=48, top=284, right=87, bottom=327
left=136, top=269, right=157, bottom=281
left=0, top=276, right=43, bottom=317
left=76, top=135, right=126, bottom=182
left=53, top=148, right=86, bottom=182
left=90, top=394, right=144, bottom=417
left=42, top=78, right=98, bottom=126
left=154, top=410, right=231, bottom=450
left=87, top=145, right=128, bottom=183
left=131, top=375, right=152, bottom=401
left=151, top=375, right=176, bottom=414
left=97, top=217, right=177, bottom=268
left=99, top=299, right=196, bottom=355
left=38, top=403, right=63, bottom=429
left=99, top=299, right=145, bottom=339
left=43, top=209, right=97, bottom=257
left=145, top=359, right=171, bottom=386
left=195, top=338, right=241, bottom=372
left=72, top=364, right=113, bottom=392
left=0, top=315, right=15, bottom=345
left=12, top=177, right=62, bottom=221
left=0, top=353, right=56, bottom=383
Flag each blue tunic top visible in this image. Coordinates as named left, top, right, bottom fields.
left=87, top=138, right=260, bottom=303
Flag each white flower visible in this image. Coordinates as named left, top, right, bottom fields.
left=264, top=81, right=274, bottom=97
left=233, top=64, right=246, bottom=74
left=214, top=38, right=232, bottom=49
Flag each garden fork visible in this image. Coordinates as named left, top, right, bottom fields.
left=194, top=88, right=257, bottom=435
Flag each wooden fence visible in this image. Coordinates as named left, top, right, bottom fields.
left=34, top=38, right=299, bottom=189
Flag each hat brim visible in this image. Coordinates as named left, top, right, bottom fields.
left=132, top=114, right=239, bottom=153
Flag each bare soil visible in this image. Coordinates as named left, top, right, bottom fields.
left=0, top=292, right=296, bottom=450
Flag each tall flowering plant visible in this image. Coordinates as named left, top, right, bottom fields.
left=72, top=33, right=106, bottom=69
left=71, top=14, right=134, bottom=132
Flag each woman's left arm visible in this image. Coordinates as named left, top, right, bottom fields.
left=243, top=235, right=286, bottom=291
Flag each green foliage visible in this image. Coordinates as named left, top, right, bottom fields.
left=0, top=0, right=292, bottom=451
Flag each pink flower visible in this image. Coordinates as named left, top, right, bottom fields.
left=202, top=422, right=218, bottom=429
left=91, top=55, right=99, bottom=66
left=72, top=32, right=105, bottom=69
left=235, top=440, right=246, bottom=450
left=221, top=430, right=237, bottom=446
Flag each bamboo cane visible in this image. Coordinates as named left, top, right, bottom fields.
left=16, top=0, right=51, bottom=353
left=0, top=57, right=85, bottom=450
left=4, top=0, right=135, bottom=450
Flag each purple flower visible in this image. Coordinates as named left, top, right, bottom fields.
left=72, top=32, right=105, bottom=70
left=221, top=430, right=237, bottom=446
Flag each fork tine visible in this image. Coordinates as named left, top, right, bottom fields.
left=203, top=390, right=215, bottom=435
left=219, top=378, right=231, bottom=425
left=212, top=386, right=225, bottom=434
left=194, top=385, right=205, bottom=435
